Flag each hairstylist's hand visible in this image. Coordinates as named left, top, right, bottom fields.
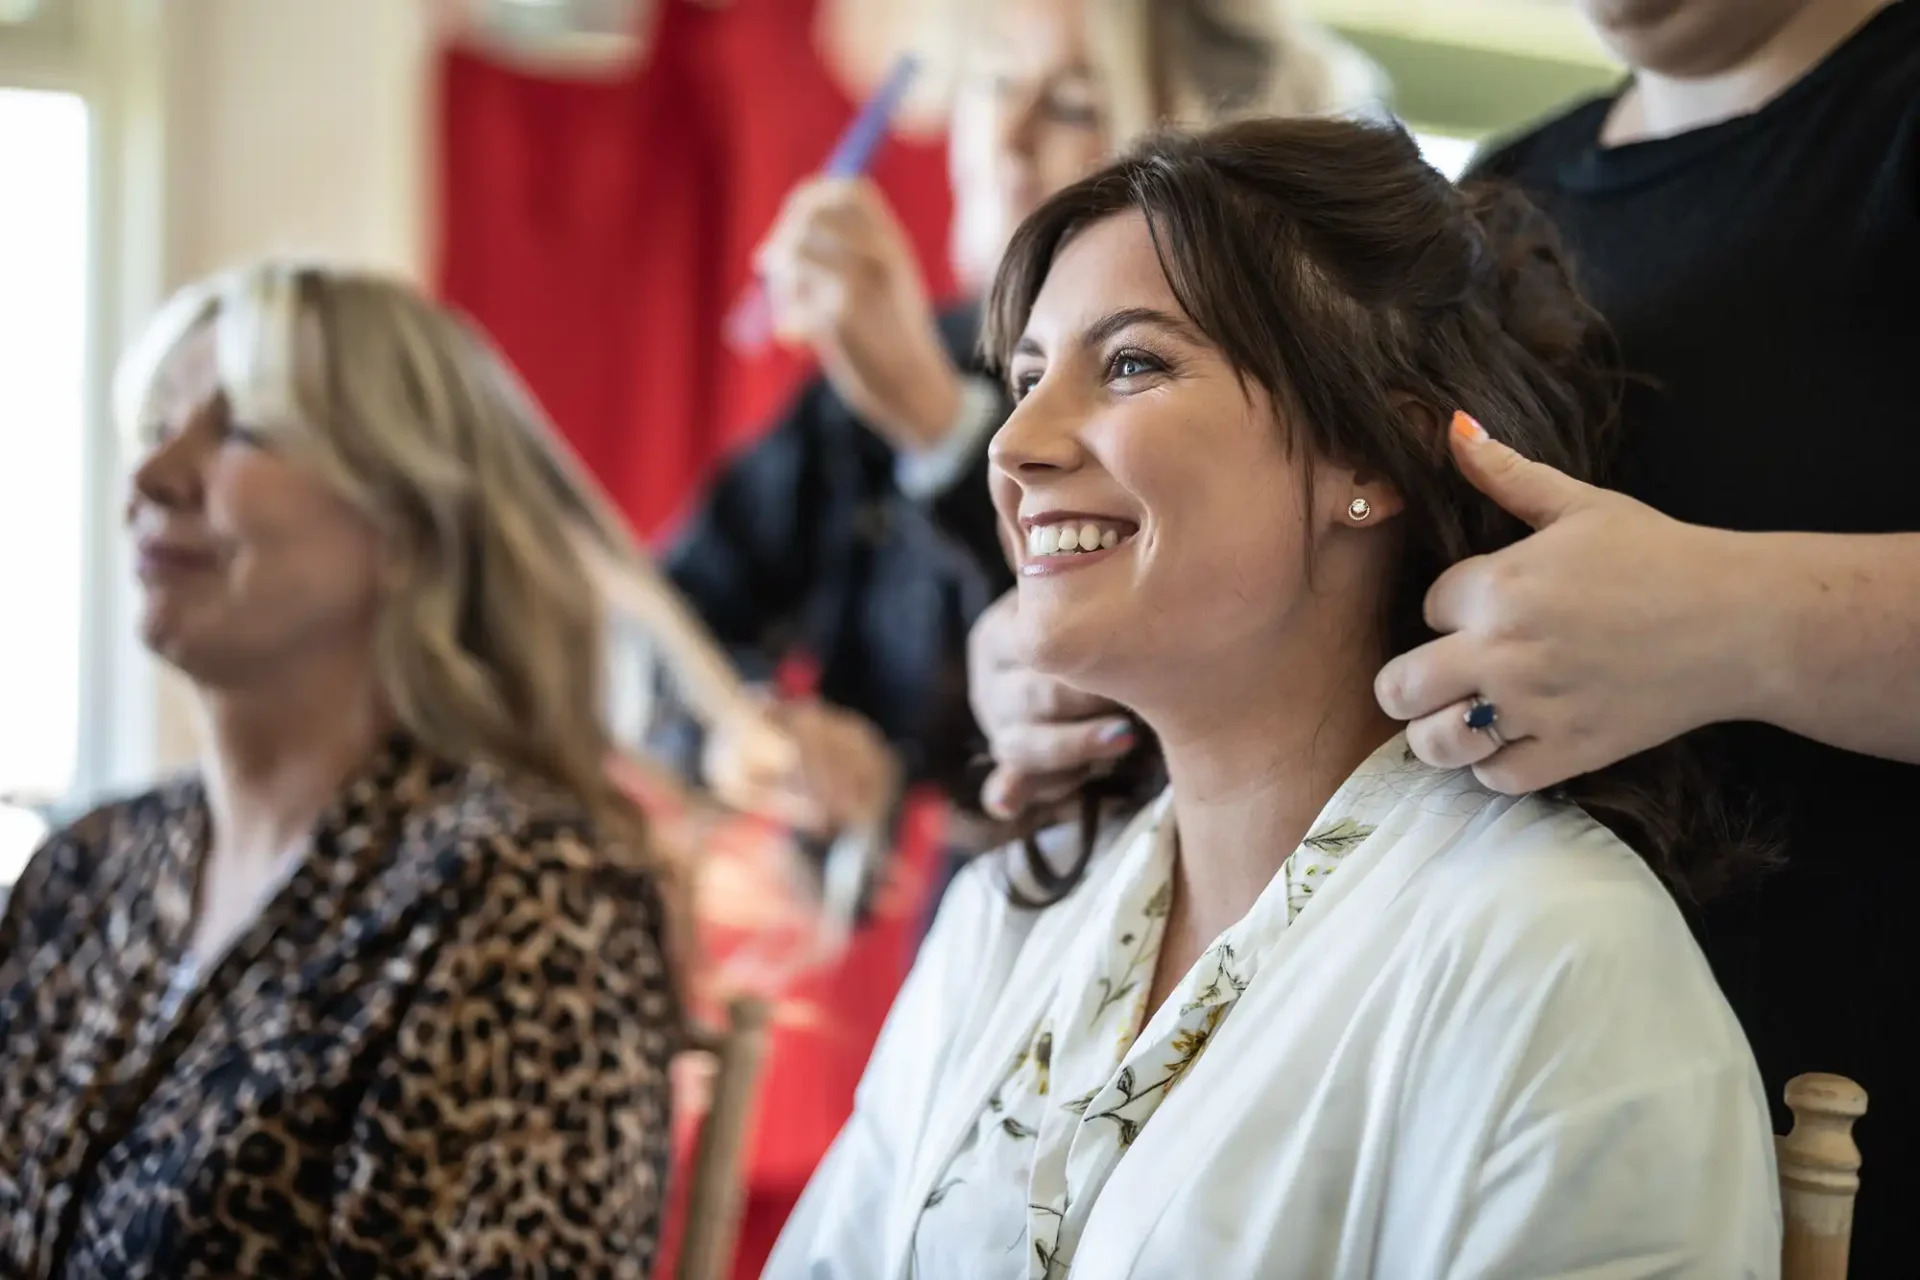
left=700, top=696, right=800, bottom=818
left=969, top=589, right=1138, bottom=820
left=705, top=693, right=898, bottom=838
left=757, top=177, right=963, bottom=452
left=1374, top=415, right=1761, bottom=793
left=780, top=697, right=899, bottom=838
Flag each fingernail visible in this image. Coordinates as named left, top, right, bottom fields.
left=1097, top=720, right=1135, bottom=747
left=983, top=779, right=1015, bottom=821
left=1451, top=411, right=1488, bottom=442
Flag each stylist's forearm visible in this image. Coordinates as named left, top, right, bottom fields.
left=1731, top=531, right=1920, bottom=762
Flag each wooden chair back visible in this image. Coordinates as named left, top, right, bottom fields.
left=675, top=997, right=773, bottom=1280
left=1778, top=1072, right=1867, bottom=1280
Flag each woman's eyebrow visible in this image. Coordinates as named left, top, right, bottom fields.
left=1080, top=306, right=1204, bottom=348
left=1010, top=306, right=1204, bottom=365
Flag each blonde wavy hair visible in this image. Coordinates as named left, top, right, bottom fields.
left=112, top=261, right=760, bottom=894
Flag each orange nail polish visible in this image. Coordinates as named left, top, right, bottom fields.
left=1451, top=411, right=1488, bottom=442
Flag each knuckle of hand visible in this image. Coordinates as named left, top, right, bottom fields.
left=1499, top=635, right=1557, bottom=689
left=1478, top=592, right=1539, bottom=647
left=1375, top=664, right=1412, bottom=714
left=1404, top=718, right=1443, bottom=764
left=1467, top=549, right=1518, bottom=594
left=1478, top=557, right=1545, bottom=614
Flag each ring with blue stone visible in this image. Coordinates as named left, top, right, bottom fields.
left=1464, top=695, right=1507, bottom=748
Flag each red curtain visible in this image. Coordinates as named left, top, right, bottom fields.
left=435, top=0, right=957, bottom=544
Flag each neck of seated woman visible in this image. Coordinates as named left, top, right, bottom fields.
left=1119, top=654, right=1400, bottom=1019
left=187, top=655, right=387, bottom=964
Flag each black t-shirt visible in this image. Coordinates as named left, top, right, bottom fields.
left=1477, top=3, right=1919, bottom=1264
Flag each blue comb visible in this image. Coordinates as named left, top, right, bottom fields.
left=823, top=55, right=921, bottom=178
left=726, top=55, right=923, bottom=353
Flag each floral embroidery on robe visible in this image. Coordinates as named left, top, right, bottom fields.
left=911, top=741, right=1418, bottom=1278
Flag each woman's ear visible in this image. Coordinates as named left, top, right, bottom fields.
left=1332, top=471, right=1405, bottom=527
left=1330, top=393, right=1438, bottom=527
left=1320, top=394, right=1437, bottom=529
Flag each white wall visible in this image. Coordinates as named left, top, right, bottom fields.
left=87, top=0, right=434, bottom=783
left=156, top=0, right=432, bottom=285
left=1304, top=0, right=1614, bottom=66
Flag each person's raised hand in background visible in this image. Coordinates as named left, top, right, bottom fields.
left=704, top=691, right=899, bottom=839
left=967, top=589, right=1137, bottom=822
left=757, top=177, right=963, bottom=451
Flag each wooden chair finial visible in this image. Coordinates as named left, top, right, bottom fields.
left=1778, top=1072, right=1867, bottom=1280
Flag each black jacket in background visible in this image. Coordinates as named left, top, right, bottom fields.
left=659, top=304, right=1013, bottom=801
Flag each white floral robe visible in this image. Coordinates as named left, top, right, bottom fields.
left=766, top=736, right=1781, bottom=1280
left=911, top=790, right=1362, bottom=1278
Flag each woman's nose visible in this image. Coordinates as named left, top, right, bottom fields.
left=129, top=417, right=210, bottom=517
left=988, top=381, right=1083, bottom=480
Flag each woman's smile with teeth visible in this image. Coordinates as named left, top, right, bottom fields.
left=1026, top=519, right=1136, bottom=558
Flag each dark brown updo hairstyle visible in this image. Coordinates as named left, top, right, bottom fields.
left=981, top=115, right=1765, bottom=907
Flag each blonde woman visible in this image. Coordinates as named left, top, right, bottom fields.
left=0, top=262, right=749, bottom=1278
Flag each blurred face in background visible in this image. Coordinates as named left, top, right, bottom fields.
left=948, top=0, right=1110, bottom=291
left=127, top=325, right=383, bottom=691
left=1576, top=0, right=1816, bottom=75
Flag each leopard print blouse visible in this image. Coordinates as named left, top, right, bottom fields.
left=0, top=735, right=679, bottom=1278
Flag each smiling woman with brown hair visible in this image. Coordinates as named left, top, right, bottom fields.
left=675, top=0, right=1381, bottom=868
left=765, top=117, right=1779, bottom=1279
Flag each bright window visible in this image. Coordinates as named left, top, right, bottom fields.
left=0, top=86, right=89, bottom=879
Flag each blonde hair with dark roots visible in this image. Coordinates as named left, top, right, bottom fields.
left=927, top=0, right=1383, bottom=134
left=1087, top=0, right=1384, bottom=138
left=113, top=262, right=745, bottom=975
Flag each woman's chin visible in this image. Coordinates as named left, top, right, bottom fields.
left=1014, top=605, right=1130, bottom=687
left=138, top=610, right=225, bottom=685
left=138, top=604, right=182, bottom=660
left=139, top=630, right=200, bottom=681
